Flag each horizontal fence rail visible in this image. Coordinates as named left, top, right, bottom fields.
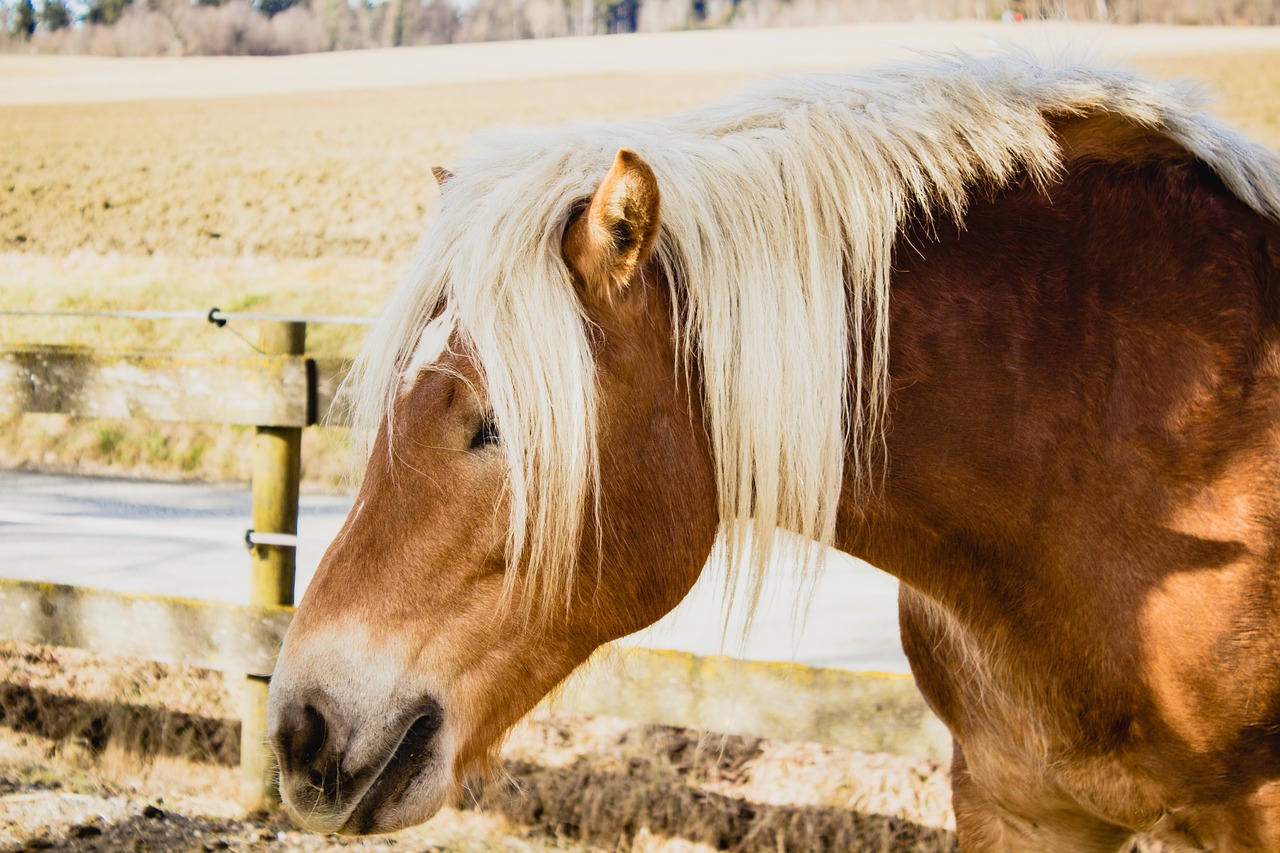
left=0, top=346, right=350, bottom=427
left=0, top=579, right=950, bottom=762
left=0, top=578, right=290, bottom=677
left=0, top=308, right=374, bottom=326
left=568, top=647, right=951, bottom=760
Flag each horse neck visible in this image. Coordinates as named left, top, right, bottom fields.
left=833, top=153, right=1280, bottom=665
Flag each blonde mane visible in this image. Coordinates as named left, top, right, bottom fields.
left=345, top=52, right=1280, bottom=619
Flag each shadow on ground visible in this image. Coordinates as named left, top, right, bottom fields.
left=484, top=755, right=957, bottom=851
left=0, top=683, right=238, bottom=767
left=1, top=684, right=959, bottom=852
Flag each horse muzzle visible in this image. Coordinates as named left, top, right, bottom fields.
left=268, top=687, right=450, bottom=834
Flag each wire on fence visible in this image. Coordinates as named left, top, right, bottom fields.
left=0, top=308, right=374, bottom=326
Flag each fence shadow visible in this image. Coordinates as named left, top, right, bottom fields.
left=0, top=685, right=961, bottom=851
left=477, top=754, right=958, bottom=852
left=0, top=682, right=239, bottom=767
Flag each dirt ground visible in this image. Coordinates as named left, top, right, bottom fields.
left=0, top=71, right=759, bottom=262
left=0, top=642, right=961, bottom=852
left=3, top=48, right=1280, bottom=263
left=0, top=641, right=1183, bottom=851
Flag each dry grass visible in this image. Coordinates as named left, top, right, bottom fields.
left=3, top=48, right=1280, bottom=484
left=0, top=72, right=751, bottom=262
left=3, top=53, right=1278, bottom=262
left=1135, top=50, right=1280, bottom=144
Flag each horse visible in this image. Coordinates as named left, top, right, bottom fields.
left=266, top=53, right=1280, bottom=851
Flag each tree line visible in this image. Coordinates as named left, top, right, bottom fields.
left=2, top=0, right=1277, bottom=56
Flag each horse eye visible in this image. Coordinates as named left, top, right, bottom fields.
left=470, top=415, right=499, bottom=451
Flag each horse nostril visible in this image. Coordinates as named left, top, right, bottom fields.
left=281, top=702, right=328, bottom=773
left=300, top=704, right=327, bottom=763
left=404, top=703, right=444, bottom=758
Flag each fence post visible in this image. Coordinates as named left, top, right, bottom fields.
left=241, top=320, right=306, bottom=813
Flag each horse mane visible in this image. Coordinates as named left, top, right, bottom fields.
left=345, top=52, right=1280, bottom=621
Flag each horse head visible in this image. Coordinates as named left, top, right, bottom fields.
left=266, top=150, right=718, bottom=834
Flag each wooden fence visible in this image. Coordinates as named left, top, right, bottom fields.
left=0, top=324, right=948, bottom=812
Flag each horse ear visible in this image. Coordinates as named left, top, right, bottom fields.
left=432, top=166, right=455, bottom=187
left=563, top=149, right=660, bottom=304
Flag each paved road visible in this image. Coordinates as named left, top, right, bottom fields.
left=0, top=470, right=909, bottom=673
